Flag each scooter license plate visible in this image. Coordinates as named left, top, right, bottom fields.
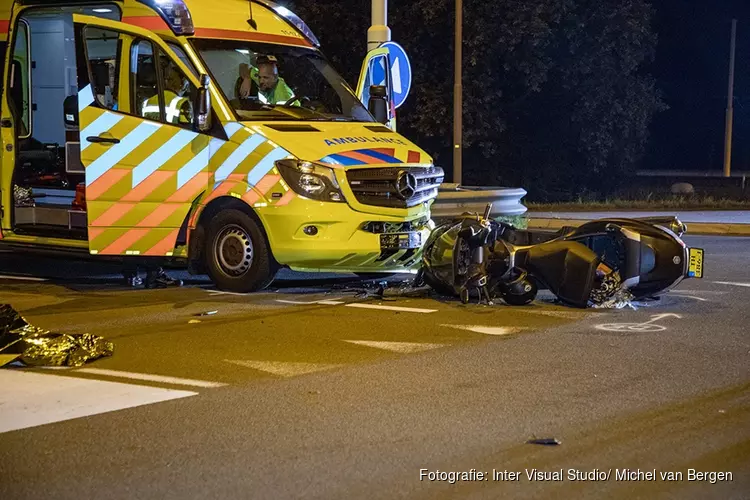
left=380, top=232, right=422, bottom=250
left=688, top=248, right=704, bottom=278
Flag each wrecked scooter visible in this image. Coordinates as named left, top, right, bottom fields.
left=419, top=205, right=704, bottom=308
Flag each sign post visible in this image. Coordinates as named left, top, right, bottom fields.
left=368, top=0, right=391, bottom=51
left=453, top=0, right=462, bottom=185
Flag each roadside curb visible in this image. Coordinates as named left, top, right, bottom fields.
left=527, top=218, right=750, bottom=237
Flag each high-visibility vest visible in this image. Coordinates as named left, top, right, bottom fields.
left=142, top=91, right=190, bottom=124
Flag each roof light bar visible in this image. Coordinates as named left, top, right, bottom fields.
left=136, top=0, right=194, bottom=36
left=254, top=0, right=320, bottom=47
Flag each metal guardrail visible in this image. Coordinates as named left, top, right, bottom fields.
left=636, top=170, right=750, bottom=178
left=431, top=185, right=528, bottom=219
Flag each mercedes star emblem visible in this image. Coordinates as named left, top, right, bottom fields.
left=395, top=171, right=417, bottom=200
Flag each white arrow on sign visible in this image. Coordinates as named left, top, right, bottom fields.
left=392, top=57, right=402, bottom=94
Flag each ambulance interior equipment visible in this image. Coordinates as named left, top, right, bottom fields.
left=8, top=4, right=121, bottom=237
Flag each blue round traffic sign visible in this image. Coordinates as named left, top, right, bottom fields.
left=380, top=41, right=412, bottom=109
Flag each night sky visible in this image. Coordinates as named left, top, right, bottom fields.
left=645, top=0, right=750, bottom=173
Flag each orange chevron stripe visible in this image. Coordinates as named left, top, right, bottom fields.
left=254, top=174, right=281, bottom=195
left=371, top=148, right=397, bottom=157
left=188, top=205, right=203, bottom=229
left=205, top=180, right=239, bottom=202
left=274, top=190, right=296, bottom=206
left=242, top=189, right=261, bottom=205
left=407, top=151, right=421, bottom=163
left=88, top=227, right=105, bottom=240
left=91, top=202, right=137, bottom=227
left=167, top=172, right=209, bottom=203
left=137, top=203, right=182, bottom=227
left=86, top=169, right=130, bottom=201
left=101, top=228, right=150, bottom=254
left=339, top=151, right=382, bottom=164
left=121, top=171, right=175, bottom=202
left=143, top=229, right=179, bottom=256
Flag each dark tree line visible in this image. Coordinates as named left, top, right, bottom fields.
left=290, top=0, right=665, bottom=201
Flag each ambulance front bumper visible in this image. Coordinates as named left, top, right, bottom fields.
left=257, top=201, right=432, bottom=273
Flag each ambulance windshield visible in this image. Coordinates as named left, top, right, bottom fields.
left=191, top=39, right=374, bottom=122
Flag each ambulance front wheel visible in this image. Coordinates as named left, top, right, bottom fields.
left=205, top=209, right=277, bottom=293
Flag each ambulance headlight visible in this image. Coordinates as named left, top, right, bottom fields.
left=276, top=160, right=345, bottom=203
left=137, top=0, right=194, bottom=35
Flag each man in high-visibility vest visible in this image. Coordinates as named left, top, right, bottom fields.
left=236, top=55, right=297, bottom=106
left=142, top=61, right=192, bottom=125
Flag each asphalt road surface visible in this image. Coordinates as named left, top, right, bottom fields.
left=1, top=236, right=748, bottom=499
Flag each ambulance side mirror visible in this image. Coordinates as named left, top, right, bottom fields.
left=195, top=73, right=212, bottom=133
left=368, top=85, right=389, bottom=125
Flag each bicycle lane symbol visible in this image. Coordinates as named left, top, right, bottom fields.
left=595, top=313, right=682, bottom=333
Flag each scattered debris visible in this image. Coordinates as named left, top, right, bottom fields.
left=328, top=279, right=432, bottom=301
left=194, top=310, right=218, bottom=317
left=527, top=438, right=561, bottom=446
left=188, top=319, right=201, bottom=324
left=13, top=185, right=34, bottom=207
left=589, top=272, right=637, bottom=309
left=0, top=304, right=113, bottom=367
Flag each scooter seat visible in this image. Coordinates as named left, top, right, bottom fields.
left=519, top=240, right=600, bottom=308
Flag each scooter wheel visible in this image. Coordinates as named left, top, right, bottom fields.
left=460, top=288, right=470, bottom=304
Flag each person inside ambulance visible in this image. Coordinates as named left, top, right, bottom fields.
left=93, top=61, right=118, bottom=110
left=142, top=57, right=193, bottom=125
left=235, top=55, right=298, bottom=106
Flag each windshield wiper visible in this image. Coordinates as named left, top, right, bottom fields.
left=305, top=116, right=356, bottom=122
left=266, top=104, right=344, bottom=121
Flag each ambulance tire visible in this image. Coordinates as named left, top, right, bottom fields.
left=205, top=209, right=277, bottom=293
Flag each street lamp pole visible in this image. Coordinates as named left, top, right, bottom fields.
left=368, top=0, right=391, bottom=52
left=723, top=19, right=737, bottom=178
left=453, top=0, right=463, bottom=185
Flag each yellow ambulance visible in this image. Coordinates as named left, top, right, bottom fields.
left=0, top=0, right=443, bottom=291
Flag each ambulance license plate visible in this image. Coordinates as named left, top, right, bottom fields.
left=687, top=248, right=704, bottom=278
left=380, top=232, right=422, bottom=250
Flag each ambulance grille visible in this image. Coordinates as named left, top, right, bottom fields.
left=346, top=166, right=444, bottom=209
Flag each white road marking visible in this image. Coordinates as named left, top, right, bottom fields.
left=225, top=360, right=342, bottom=377
left=508, top=309, right=588, bottom=319
left=669, top=289, right=727, bottom=295
left=0, top=370, right=197, bottom=434
left=0, top=274, right=48, bottom=282
left=672, top=295, right=708, bottom=302
left=75, top=368, right=227, bottom=388
left=206, top=290, right=251, bottom=296
left=444, top=325, right=524, bottom=336
left=345, top=303, right=437, bottom=314
left=595, top=313, right=681, bottom=332
left=714, top=281, right=750, bottom=288
left=275, top=298, right=345, bottom=305
left=344, top=340, right=446, bottom=353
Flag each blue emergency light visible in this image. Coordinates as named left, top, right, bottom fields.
left=136, top=0, right=195, bottom=36
left=255, top=0, right=320, bottom=47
